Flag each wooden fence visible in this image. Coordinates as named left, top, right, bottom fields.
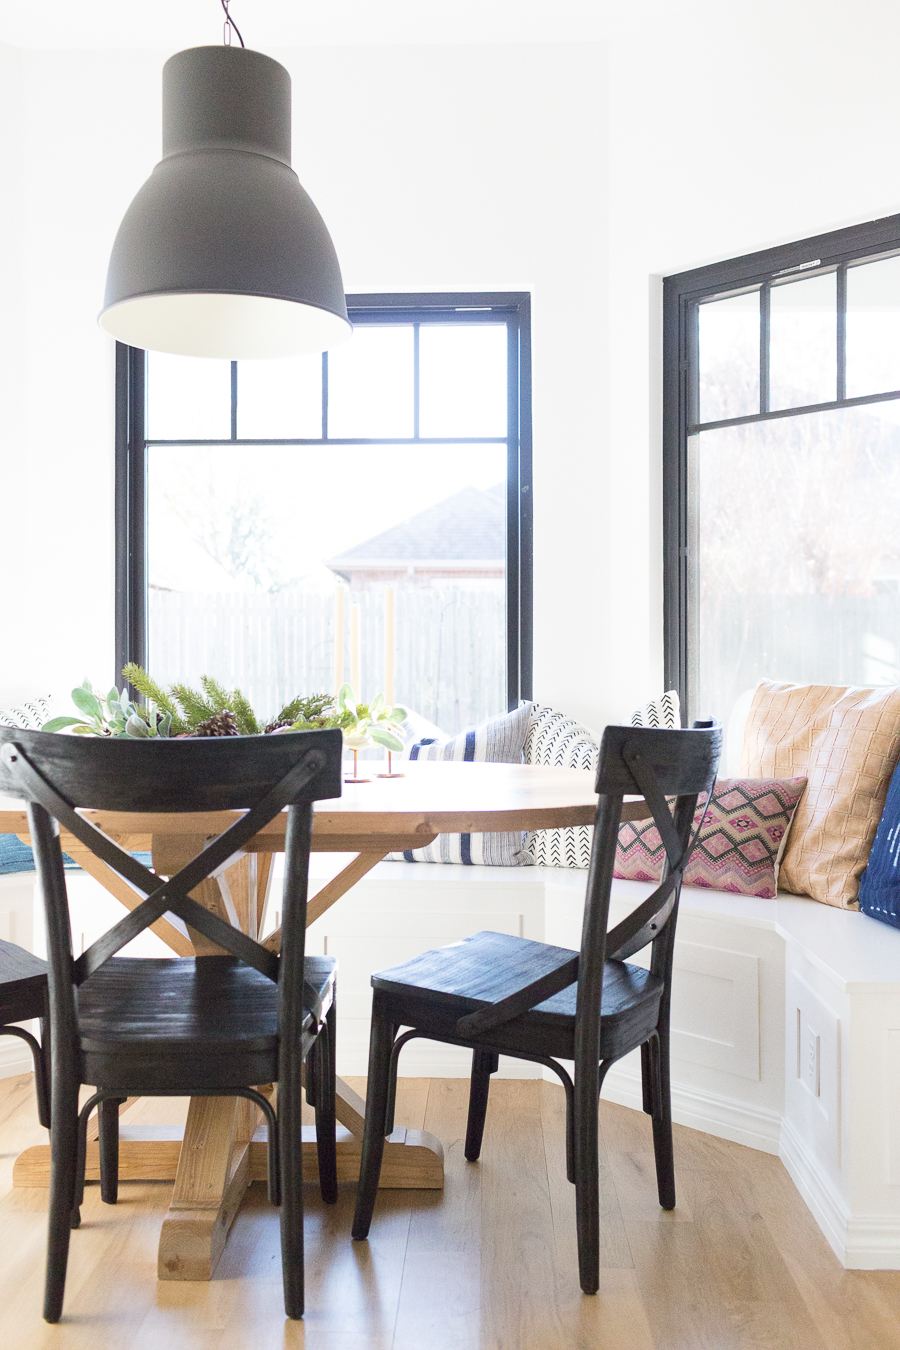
left=148, top=586, right=506, bottom=735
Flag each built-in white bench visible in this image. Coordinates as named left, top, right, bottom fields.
left=4, top=857, right=900, bottom=1270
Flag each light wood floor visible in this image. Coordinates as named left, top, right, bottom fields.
left=1, top=1072, right=899, bottom=1349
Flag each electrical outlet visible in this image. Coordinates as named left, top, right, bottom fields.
left=797, top=1009, right=821, bottom=1097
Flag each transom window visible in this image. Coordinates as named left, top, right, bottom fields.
left=664, top=218, right=900, bottom=762
left=117, top=294, right=532, bottom=735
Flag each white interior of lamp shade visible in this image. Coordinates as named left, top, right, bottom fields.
left=98, top=292, right=352, bottom=359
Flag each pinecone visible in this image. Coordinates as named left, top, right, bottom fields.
left=264, top=717, right=292, bottom=734
left=192, top=710, right=240, bottom=737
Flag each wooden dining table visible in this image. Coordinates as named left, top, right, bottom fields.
left=0, top=759, right=649, bottom=1282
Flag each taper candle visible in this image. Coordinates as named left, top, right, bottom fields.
left=333, top=586, right=345, bottom=694
left=351, top=603, right=361, bottom=694
left=384, top=586, right=395, bottom=706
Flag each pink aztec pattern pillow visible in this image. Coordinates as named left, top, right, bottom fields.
left=614, top=777, right=808, bottom=899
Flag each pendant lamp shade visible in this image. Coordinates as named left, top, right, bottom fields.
left=99, top=46, right=351, bottom=359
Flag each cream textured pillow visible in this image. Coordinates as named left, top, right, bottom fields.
left=740, top=680, right=900, bottom=908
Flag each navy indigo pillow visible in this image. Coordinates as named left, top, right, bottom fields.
left=859, top=761, right=900, bottom=929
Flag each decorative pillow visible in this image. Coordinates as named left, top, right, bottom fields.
left=526, top=694, right=680, bottom=869
left=0, top=833, right=81, bottom=874
left=614, top=777, right=808, bottom=899
left=391, top=703, right=533, bottom=865
left=631, top=690, right=681, bottom=730
left=525, top=706, right=599, bottom=868
left=740, top=680, right=900, bottom=908
left=859, top=755, right=900, bottom=929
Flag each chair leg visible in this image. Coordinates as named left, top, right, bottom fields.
left=313, top=1003, right=338, bottom=1204
left=573, top=1058, right=601, bottom=1296
left=640, top=1039, right=654, bottom=1115
left=98, top=1098, right=123, bottom=1204
left=351, top=1008, right=395, bottom=1241
left=383, top=1023, right=402, bottom=1136
left=647, top=1027, right=676, bottom=1210
left=44, top=1074, right=79, bottom=1323
left=279, top=1038, right=305, bottom=1319
left=464, top=1049, right=498, bottom=1162
left=35, top=1019, right=51, bottom=1129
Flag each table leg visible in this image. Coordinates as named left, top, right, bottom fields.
left=158, top=1093, right=258, bottom=1280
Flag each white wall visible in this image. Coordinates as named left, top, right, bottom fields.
left=603, top=0, right=900, bottom=723
left=0, top=40, right=608, bottom=723
left=5, top=8, right=900, bottom=729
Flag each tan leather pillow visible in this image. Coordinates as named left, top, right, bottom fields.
left=740, top=679, right=900, bottom=908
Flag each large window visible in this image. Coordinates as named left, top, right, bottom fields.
left=116, top=293, right=532, bottom=734
left=664, top=217, right=900, bottom=758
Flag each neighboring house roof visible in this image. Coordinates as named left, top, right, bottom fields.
left=325, top=484, right=504, bottom=578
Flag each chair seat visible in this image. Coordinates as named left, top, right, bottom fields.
left=372, top=930, right=663, bottom=1062
left=76, top=954, right=336, bottom=1092
left=0, top=937, right=48, bottom=1023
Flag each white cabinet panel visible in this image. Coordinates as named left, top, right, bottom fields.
left=670, top=942, right=761, bottom=1081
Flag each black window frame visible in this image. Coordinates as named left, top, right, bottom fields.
left=663, top=213, right=900, bottom=722
left=115, top=290, right=533, bottom=710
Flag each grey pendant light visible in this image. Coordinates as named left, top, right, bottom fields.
left=99, top=34, right=350, bottom=359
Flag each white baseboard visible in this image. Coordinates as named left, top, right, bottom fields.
left=779, top=1115, right=852, bottom=1264
left=777, top=1117, right=900, bottom=1270
left=601, top=1060, right=783, bottom=1155
left=0, top=1030, right=34, bottom=1080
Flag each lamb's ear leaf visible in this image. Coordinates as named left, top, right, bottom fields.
left=338, top=683, right=357, bottom=718
left=71, top=687, right=102, bottom=720
left=125, top=713, right=151, bottom=738
left=370, top=725, right=404, bottom=752
left=41, top=716, right=87, bottom=733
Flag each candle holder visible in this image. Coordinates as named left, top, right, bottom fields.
left=344, top=748, right=371, bottom=784
left=376, top=750, right=405, bottom=779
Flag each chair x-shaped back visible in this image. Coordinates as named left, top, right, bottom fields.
left=0, top=740, right=328, bottom=988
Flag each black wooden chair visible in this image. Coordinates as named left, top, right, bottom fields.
left=351, top=720, right=721, bottom=1294
left=0, top=936, right=50, bottom=1128
left=0, top=725, right=343, bottom=1323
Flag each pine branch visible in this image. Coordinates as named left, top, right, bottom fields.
left=230, top=687, right=261, bottom=736
left=276, top=692, right=335, bottom=725
left=200, top=675, right=232, bottom=715
left=169, top=682, right=216, bottom=728
left=122, top=663, right=187, bottom=734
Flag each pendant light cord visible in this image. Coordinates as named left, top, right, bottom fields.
left=221, top=0, right=245, bottom=47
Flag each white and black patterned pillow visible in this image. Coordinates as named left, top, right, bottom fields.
left=389, top=703, right=534, bottom=865
left=631, top=690, right=680, bottom=729
left=526, top=693, right=682, bottom=868
left=525, top=705, right=599, bottom=868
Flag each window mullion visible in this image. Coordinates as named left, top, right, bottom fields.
left=759, top=282, right=770, bottom=415
left=837, top=264, right=847, bottom=401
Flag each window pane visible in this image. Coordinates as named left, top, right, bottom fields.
left=419, top=324, right=507, bottom=437
left=147, top=443, right=506, bottom=735
left=690, top=405, right=900, bottom=761
left=697, top=290, right=759, bottom=423
left=147, top=352, right=231, bottom=441
left=769, top=271, right=836, bottom=411
left=236, top=355, right=322, bottom=439
left=327, top=326, right=414, bottom=438
left=847, top=254, right=900, bottom=398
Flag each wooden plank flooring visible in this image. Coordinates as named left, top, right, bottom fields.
left=0, top=1071, right=899, bottom=1348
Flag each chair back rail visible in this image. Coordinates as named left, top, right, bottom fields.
left=0, top=729, right=343, bottom=1068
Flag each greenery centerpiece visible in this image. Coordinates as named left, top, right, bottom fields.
left=36, top=670, right=408, bottom=774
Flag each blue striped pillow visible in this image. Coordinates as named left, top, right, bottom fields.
left=395, top=704, right=533, bottom=865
